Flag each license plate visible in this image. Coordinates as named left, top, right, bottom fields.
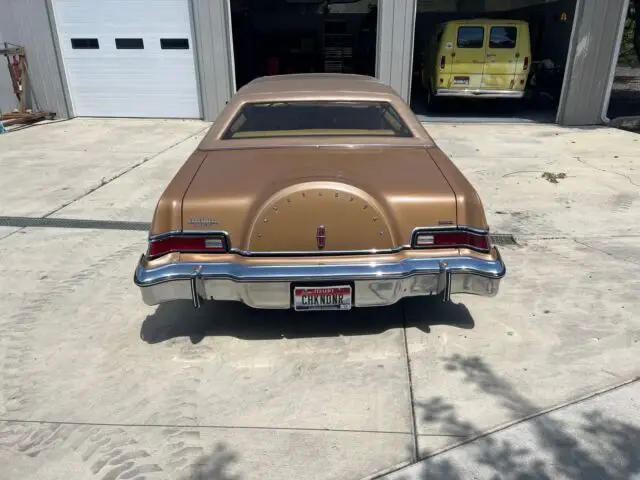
left=453, top=77, right=469, bottom=85
left=293, top=285, right=352, bottom=311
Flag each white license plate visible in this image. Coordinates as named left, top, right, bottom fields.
left=293, top=285, right=352, bottom=311
left=453, top=77, right=469, bottom=85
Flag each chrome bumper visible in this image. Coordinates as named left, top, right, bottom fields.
left=435, top=88, right=525, bottom=99
left=134, top=250, right=506, bottom=309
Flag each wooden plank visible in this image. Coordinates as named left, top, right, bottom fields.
left=1, top=112, right=48, bottom=127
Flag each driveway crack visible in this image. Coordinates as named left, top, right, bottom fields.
left=574, top=156, right=640, bottom=188
left=401, top=304, right=419, bottom=463
left=0, top=125, right=209, bottom=242
left=573, top=238, right=640, bottom=266
left=43, top=125, right=210, bottom=219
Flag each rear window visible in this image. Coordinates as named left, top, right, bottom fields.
left=221, top=101, right=414, bottom=139
left=457, top=26, right=484, bottom=48
left=489, top=27, right=517, bottom=49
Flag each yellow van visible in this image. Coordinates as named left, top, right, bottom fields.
left=420, top=19, right=531, bottom=105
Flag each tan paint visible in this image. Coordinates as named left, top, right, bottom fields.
left=180, top=146, right=457, bottom=251
left=149, top=74, right=491, bottom=258
left=426, top=146, right=489, bottom=229
left=150, top=149, right=207, bottom=236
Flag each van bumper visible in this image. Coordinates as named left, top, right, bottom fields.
left=435, top=88, right=525, bottom=99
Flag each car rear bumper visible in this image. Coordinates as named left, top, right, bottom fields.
left=133, top=249, right=506, bottom=309
left=435, top=88, right=525, bottom=99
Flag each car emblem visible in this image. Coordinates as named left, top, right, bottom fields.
left=188, top=217, right=218, bottom=227
left=316, top=225, right=326, bottom=249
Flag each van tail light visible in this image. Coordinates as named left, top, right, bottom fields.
left=523, top=56, right=529, bottom=71
left=440, top=56, right=446, bottom=69
left=412, top=229, right=491, bottom=253
left=148, top=233, right=228, bottom=259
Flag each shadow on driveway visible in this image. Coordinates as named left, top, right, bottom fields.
left=401, top=355, right=640, bottom=480
left=139, top=296, right=475, bottom=344
left=182, top=442, right=240, bottom=480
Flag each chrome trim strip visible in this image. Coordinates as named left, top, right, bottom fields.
left=147, top=226, right=489, bottom=257
left=435, top=88, right=525, bottom=98
left=135, top=250, right=505, bottom=286
left=148, top=230, right=231, bottom=241
left=410, top=225, right=488, bottom=235
left=227, top=246, right=413, bottom=257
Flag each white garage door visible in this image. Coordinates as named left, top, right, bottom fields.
left=52, top=0, right=200, bottom=118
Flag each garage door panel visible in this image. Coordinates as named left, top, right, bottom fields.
left=54, top=0, right=192, bottom=32
left=53, top=0, right=199, bottom=118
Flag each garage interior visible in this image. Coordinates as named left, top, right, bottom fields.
left=410, top=0, right=577, bottom=123
left=229, top=0, right=378, bottom=90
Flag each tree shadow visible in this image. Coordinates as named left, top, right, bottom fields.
left=181, top=442, right=241, bottom=480
left=406, top=355, right=640, bottom=480
left=140, top=296, right=475, bottom=344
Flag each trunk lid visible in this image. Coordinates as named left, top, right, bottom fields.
left=182, top=146, right=456, bottom=253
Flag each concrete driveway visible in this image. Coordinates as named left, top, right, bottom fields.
left=0, top=119, right=638, bottom=480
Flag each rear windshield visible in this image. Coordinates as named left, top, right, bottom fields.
left=489, top=26, right=518, bottom=49
left=221, top=101, right=414, bottom=139
left=457, top=26, right=485, bottom=48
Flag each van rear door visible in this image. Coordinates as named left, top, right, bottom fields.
left=482, top=24, right=519, bottom=90
left=450, top=24, right=487, bottom=90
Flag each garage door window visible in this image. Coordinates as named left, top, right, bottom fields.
left=489, top=27, right=517, bottom=49
left=457, top=27, right=484, bottom=48
left=116, top=38, right=144, bottom=49
left=71, top=38, right=99, bottom=49
left=160, top=38, right=189, bottom=50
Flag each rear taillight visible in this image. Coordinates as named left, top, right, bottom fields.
left=412, top=229, right=490, bottom=253
left=523, top=56, right=529, bottom=71
left=148, top=233, right=227, bottom=258
left=440, top=56, right=446, bottom=69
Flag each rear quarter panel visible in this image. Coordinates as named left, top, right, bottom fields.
left=427, top=146, right=489, bottom=230
left=150, top=150, right=207, bottom=236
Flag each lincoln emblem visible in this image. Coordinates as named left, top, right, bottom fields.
left=316, top=225, right=326, bottom=249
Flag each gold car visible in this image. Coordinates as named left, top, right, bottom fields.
left=134, top=73, right=505, bottom=312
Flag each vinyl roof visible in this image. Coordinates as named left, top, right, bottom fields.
left=236, top=73, right=398, bottom=97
